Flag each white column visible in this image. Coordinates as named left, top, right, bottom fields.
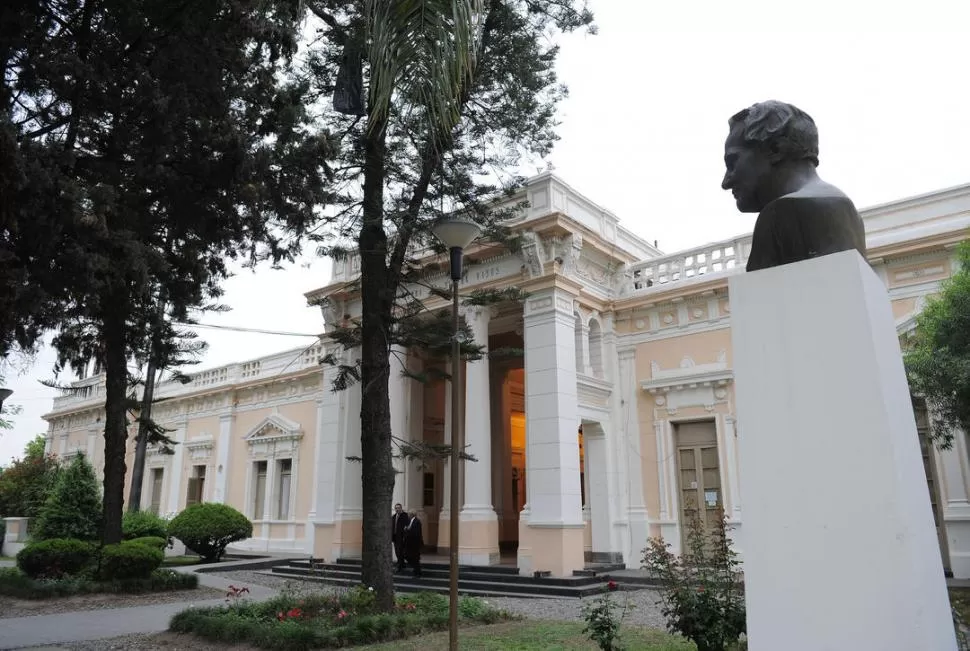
left=936, top=427, right=970, bottom=578
left=405, top=354, right=425, bottom=516
left=212, top=413, right=233, bottom=504
left=165, top=421, right=187, bottom=517
left=436, top=380, right=453, bottom=550
left=459, top=306, right=499, bottom=564
left=517, top=286, right=585, bottom=576
left=389, top=345, right=410, bottom=509
left=462, top=307, right=495, bottom=514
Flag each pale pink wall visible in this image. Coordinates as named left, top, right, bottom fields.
left=634, top=329, right=734, bottom=521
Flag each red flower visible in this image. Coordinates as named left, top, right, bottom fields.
left=607, top=580, right=618, bottom=591
left=287, top=608, right=303, bottom=619
left=277, top=611, right=285, bottom=621
left=337, top=609, right=348, bottom=619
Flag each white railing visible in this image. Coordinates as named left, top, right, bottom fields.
left=49, top=342, right=327, bottom=414
left=627, top=234, right=753, bottom=293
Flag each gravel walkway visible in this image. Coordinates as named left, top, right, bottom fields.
left=206, top=569, right=669, bottom=629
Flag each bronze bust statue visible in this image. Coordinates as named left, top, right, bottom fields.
left=721, top=101, right=867, bottom=272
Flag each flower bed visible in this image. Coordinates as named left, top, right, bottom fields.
left=0, top=566, right=198, bottom=599
left=170, top=586, right=514, bottom=649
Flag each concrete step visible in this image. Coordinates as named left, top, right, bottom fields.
left=261, top=569, right=603, bottom=599
left=280, top=562, right=603, bottom=588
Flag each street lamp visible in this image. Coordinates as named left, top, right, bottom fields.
left=431, top=216, right=482, bottom=651
left=0, top=388, right=12, bottom=413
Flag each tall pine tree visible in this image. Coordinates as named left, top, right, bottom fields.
left=5, top=0, right=334, bottom=544
left=303, top=0, right=594, bottom=608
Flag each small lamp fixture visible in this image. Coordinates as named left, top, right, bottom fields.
left=432, top=217, right=482, bottom=281
left=0, top=388, right=13, bottom=412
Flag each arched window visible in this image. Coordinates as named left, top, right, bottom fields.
left=588, top=319, right=603, bottom=378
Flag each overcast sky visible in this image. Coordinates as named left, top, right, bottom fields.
left=3, top=0, right=969, bottom=463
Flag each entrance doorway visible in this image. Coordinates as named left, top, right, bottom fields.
left=674, top=420, right=722, bottom=544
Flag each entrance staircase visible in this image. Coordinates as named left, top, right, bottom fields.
left=263, top=557, right=629, bottom=599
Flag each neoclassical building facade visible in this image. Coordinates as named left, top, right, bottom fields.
left=43, top=173, right=970, bottom=578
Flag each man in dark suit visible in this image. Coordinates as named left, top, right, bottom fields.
left=391, top=503, right=408, bottom=572
left=404, top=509, right=423, bottom=579
left=721, top=100, right=866, bottom=272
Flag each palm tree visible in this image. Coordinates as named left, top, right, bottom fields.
left=351, top=0, right=486, bottom=610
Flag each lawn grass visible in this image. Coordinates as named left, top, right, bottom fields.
left=356, top=620, right=696, bottom=650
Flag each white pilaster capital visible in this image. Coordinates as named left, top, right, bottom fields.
left=617, top=347, right=636, bottom=362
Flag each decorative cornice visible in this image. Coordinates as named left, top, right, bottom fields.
left=641, top=368, right=734, bottom=394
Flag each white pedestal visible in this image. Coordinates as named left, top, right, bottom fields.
left=729, top=250, right=956, bottom=651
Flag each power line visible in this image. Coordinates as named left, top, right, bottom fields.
left=173, top=322, right=320, bottom=338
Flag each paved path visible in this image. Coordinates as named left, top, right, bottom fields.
left=0, top=557, right=289, bottom=650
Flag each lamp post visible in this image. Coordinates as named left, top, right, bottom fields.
left=431, top=216, right=482, bottom=651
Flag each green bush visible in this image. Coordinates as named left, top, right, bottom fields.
left=168, top=503, right=252, bottom=562
left=16, top=538, right=97, bottom=579
left=127, top=536, right=168, bottom=551
left=642, top=507, right=746, bottom=651
left=122, top=510, right=169, bottom=542
left=32, top=453, right=101, bottom=541
left=169, top=591, right=512, bottom=649
left=0, top=438, right=60, bottom=520
left=99, top=542, right=164, bottom=580
left=0, top=566, right=196, bottom=599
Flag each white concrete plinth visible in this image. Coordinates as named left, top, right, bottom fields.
left=729, top=250, right=956, bottom=651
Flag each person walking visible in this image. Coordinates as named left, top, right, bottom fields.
left=391, top=503, right=408, bottom=572
left=404, top=509, right=423, bottom=579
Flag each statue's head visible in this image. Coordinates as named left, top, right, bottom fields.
left=722, top=100, right=820, bottom=212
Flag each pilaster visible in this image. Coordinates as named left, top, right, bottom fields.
left=618, top=348, right=648, bottom=564
left=212, top=413, right=234, bottom=504
left=309, top=359, right=343, bottom=558
left=332, top=348, right=363, bottom=559
left=165, top=421, right=187, bottom=517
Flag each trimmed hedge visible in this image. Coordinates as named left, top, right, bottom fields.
left=0, top=567, right=197, bottom=599
left=122, top=510, right=169, bottom=542
left=100, top=542, right=164, bottom=580
left=128, top=536, right=168, bottom=551
left=169, top=503, right=252, bottom=562
left=16, top=538, right=97, bottom=579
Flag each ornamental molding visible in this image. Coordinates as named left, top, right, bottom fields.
left=577, top=374, right=612, bottom=407
left=641, top=353, right=733, bottom=414
left=243, top=410, right=304, bottom=458
left=185, top=435, right=215, bottom=462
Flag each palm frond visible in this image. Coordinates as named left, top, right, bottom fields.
left=366, top=0, right=486, bottom=135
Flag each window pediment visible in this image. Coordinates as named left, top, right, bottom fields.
left=243, top=412, right=303, bottom=458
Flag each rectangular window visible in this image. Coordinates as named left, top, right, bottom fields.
left=276, top=459, right=292, bottom=520
left=149, top=468, right=164, bottom=514
left=186, top=465, right=206, bottom=507
left=253, top=461, right=268, bottom=520
left=423, top=472, right=435, bottom=507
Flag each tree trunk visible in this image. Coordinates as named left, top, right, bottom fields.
left=358, top=114, right=396, bottom=611
left=126, top=353, right=157, bottom=512
left=101, top=312, right=130, bottom=544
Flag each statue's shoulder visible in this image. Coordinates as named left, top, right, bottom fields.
left=768, top=181, right=859, bottom=218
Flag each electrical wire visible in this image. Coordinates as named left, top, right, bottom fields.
left=172, top=322, right=320, bottom=338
